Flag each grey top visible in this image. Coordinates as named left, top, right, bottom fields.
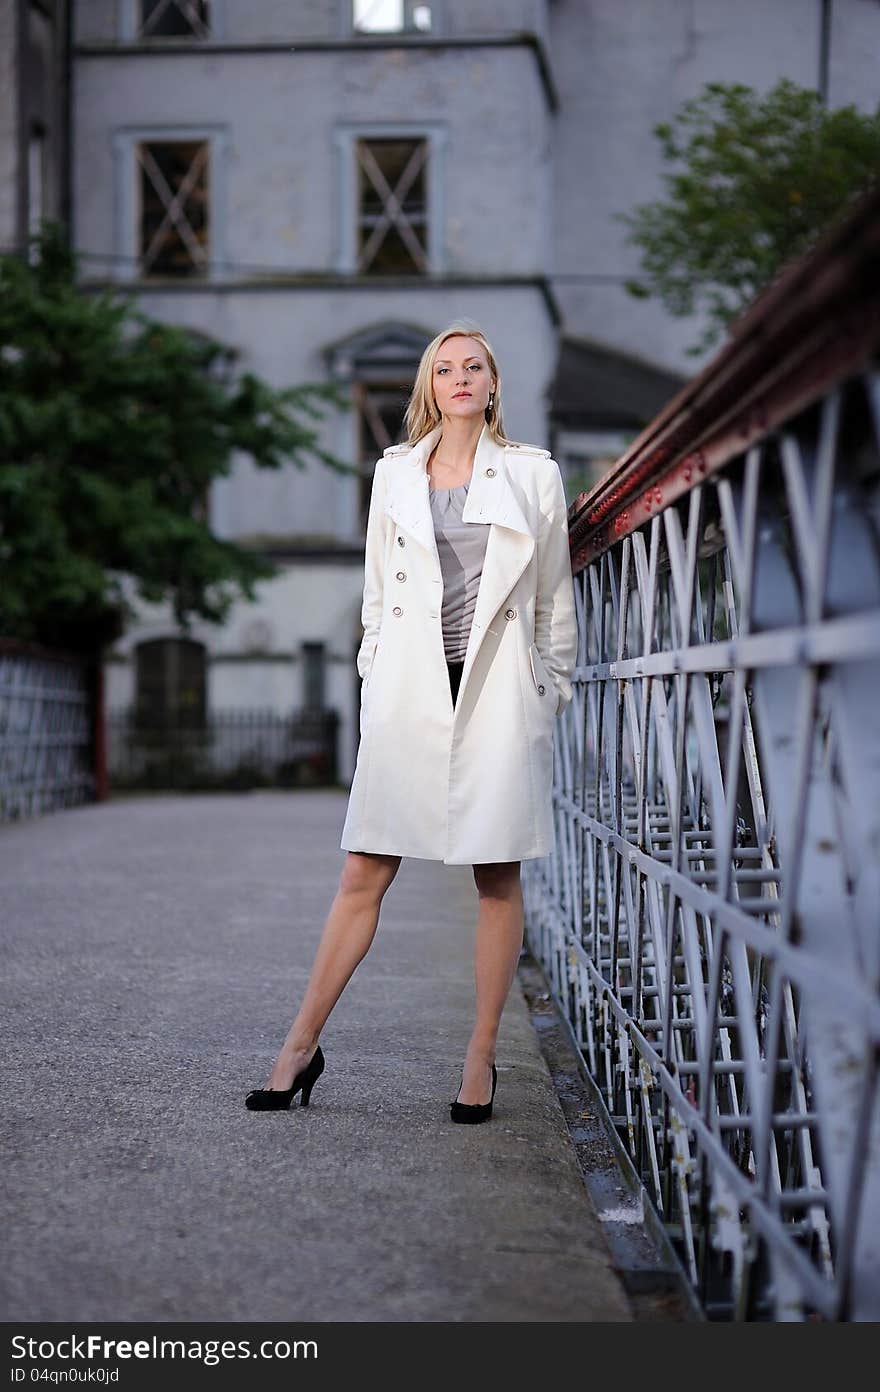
left=428, top=480, right=490, bottom=663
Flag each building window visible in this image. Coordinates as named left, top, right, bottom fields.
left=321, top=320, right=429, bottom=530
left=138, top=0, right=210, bottom=38
left=334, top=125, right=445, bottom=275
left=357, top=137, right=429, bottom=274
left=113, top=126, right=227, bottom=283
left=137, top=139, right=209, bottom=276
left=352, top=1, right=432, bottom=32
left=354, top=382, right=410, bottom=530
left=301, top=643, right=327, bottom=712
left=135, top=638, right=207, bottom=729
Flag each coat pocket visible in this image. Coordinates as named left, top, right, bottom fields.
left=363, top=632, right=383, bottom=682
left=359, top=643, right=380, bottom=734
left=528, top=642, right=558, bottom=714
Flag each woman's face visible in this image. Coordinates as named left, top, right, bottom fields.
left=432, top=336, right=496, bottom=423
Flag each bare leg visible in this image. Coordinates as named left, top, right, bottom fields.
left=262, top=851, right=402, bottom=1091
left=456, top=860, right=523, bottom=1105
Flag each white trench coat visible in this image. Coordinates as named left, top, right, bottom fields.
left=339, top=420, right=578, bottom=864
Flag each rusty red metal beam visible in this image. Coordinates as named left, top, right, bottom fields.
left=568, top=180, right=880, bottom=575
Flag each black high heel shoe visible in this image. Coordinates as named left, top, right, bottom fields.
left=245, top=1044, right=325, bottom=1111
left=450, top=1062, right=497, bottom=1124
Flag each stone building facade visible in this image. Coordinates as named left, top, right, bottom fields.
left=57, top=0, right=880, bottom=777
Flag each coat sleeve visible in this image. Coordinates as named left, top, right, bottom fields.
left=356, top=456, right=389, bottom=681
left=534, top=459, right=578, bottom=716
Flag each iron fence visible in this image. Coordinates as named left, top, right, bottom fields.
left=107, top=706, right=339, bottom=791
left=522, top=185, right=880, bottom=1320
left=0, top=643, right=96, bottom=822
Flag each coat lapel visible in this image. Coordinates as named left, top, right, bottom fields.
left=382, top=421, right=537, bottom=712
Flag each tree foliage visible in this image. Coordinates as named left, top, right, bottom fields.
left=618, top=79, right=880, bottom=354
left=0, top=222, right=351, bottom=651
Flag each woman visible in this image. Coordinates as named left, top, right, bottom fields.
left=246, top=322, right=578, bottom=1122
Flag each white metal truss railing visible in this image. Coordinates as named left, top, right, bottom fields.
left=522, top=370, right=880, bottom=1320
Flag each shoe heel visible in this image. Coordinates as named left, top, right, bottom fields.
left=245, top=1043, right=325, bottom=1112
left=449, top=1062, right=497, bottom=1124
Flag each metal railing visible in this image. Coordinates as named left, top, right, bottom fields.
left=0, top=642, right=96, bottom=822
left=522, top=184, right=880, bottom=1320
left=107, top=706, right=339, bottom=791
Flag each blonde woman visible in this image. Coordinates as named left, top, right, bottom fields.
left=246, top=321, right=578, bottom=1122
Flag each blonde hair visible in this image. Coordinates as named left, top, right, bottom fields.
left=401, top=320, right=518, bottom=448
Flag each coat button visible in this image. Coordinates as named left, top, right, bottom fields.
left=538, top=684, right=546, bottom=695
left=393, top=605, right=403, bottom=616
left=504, top=607, right=516, bottom=620
left=486, top=467, right=496, bottom=477
left=396, top=570, right=406, bottom=581
left=397, top=536, right=405, bottom=546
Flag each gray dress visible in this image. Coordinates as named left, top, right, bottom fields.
left=428, top=481, right=491, bottom=663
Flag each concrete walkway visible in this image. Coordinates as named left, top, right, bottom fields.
left=1, top=790, right=638, bottom=1322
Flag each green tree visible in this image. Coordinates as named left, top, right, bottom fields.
left=618, top=78, right=880, bottom=355
left=0, top=221, right=352, bottom=651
